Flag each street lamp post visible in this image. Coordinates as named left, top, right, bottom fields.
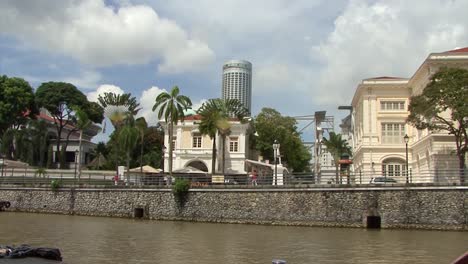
left=161, top=145, right=167, bottom=173
left=74, top=149, right=79, bottom=180
left=273, top=140, right=280, bottom=186
left=0, top=154, right=4, bottom=178
left=404, top=134, right=409, bottom=183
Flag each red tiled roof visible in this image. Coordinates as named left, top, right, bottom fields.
left=367, top=76, right=407, bottom=80
left=183, top=114, right=203, bottom=121
left=444, top=47, right=468, bottom=53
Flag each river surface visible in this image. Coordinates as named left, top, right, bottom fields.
left=0, top=212, right=467, bottom=264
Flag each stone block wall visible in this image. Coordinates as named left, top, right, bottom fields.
left=0, top=187, right=466, bottom=230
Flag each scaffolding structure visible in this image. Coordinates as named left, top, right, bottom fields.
left=294, top=111, right=334, bottom=183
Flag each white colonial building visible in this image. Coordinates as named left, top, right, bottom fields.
left=161, top=114, right=251, bottom=174
left=350, top=47, right=468, bottom=184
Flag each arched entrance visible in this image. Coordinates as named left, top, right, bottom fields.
left=185, top=160, right=209, bottom=172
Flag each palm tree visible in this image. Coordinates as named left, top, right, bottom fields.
left=98, top=92, right=141, bottom=131
left=197, top=107, right=221, bottom=174
left=197, top=99, right=248, bottom=175
left=74, top=107, right=92, bottom=180
left=321, top=132, right=352, bottom=183
left=135, top=117, right=148, bottom=174
left=30, top=119, right=49, bottom=168
left=152, top=86, right=192, bottom=177
left=98, top=92, right=140, bottom=174
left=119, top=116, right=140, bottom=182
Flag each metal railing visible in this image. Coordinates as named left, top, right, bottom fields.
left=0, top=167, right=466, bottom=188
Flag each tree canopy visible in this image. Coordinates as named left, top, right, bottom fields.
left=35, top=82, right=103, bottom=166
left=197, top=98, right=249, bottom=174
left=152, top=86, right=192, bottom=175
left=407, top=67, right=468, bottom=178
left=0, top=75, right=36, bottom=134
left=254, top=108, right=311, bottom=172
left=322, top=132, right=352, bottom=183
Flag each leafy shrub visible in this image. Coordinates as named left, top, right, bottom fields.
left=35, top=167, right=47, bottom=178
left=172, top=178, right=190, bottom=207
left=50, top=180, right=61, bottom=191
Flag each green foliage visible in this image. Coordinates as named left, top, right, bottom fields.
left=50, top=179, right=61, bottom=191
left=35, top=82, right=87, bottom=117
left=408, top=67, right=468, bottom=173
left=35, top=167, right=47, bottom=178
left=172, top=178, right=190, bottom=207
left=46, top=144, right=53, bottom=169
left=197, top=98, right=249, bottom=174
left=254, top=108, right=311, bottom=172
left=35, top=82, right=102, bottom=166
left=152, top=86, right=192, bottom=176
left=119, top=118, right=140, bottom=176
left=322, top=132, right=352, bottom=182
left=98, top=92, right=141, bottom=116
left=0, top=75, right=36, bottom=135
left=172, top=178, right=190, bottom=194
left=30, top=119, right=49, bottom=167
left=135, top=117, right=148, bottom=171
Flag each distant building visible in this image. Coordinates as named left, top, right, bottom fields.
left=222, top=60, right=252, bottom=114
left=350, top=47, right=468, bottom=183
left=38, top=109, right=101, bottom=168
left=161, top=114, right=251, bottom=174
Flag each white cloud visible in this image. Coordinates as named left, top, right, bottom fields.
left=63, top=71, right=102, bottom=90
left=191, top=99, right=207, bottom=112
left=137, top=86, right=207, bottom=126
left=86, top=84, right=125, bottom=102
left=312, top=0, right=468, bottom=106
left=137, top=86, right=165, bottom=126
left=0, top=0, right=214, bottom=74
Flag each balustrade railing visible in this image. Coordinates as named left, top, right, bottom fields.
left=0, top=167, right=466, bottom=188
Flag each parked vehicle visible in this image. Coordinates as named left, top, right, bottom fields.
left=370, top=177, right=397, bottom=184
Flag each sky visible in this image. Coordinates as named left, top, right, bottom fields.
left=1, top=0, right=468, bottom=142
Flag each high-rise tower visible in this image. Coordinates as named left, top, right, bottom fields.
left=222, top=60, right=252, bottom=114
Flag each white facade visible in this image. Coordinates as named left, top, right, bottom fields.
left=222, top=60, right=252, bottom=114
left=38, top=109, right=100, bottom=168
left=162, top=115, right=251, bottom=174
left=350, top=47, right=468, bottom=184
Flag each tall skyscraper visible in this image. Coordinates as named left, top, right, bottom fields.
left=222, top=60, right=252, bottom=114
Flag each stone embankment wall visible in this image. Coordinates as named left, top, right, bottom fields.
left=0, top=187, right=467, bottom=230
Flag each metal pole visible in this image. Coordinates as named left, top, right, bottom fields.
left=74, top=150, right=78, bottom=182
left=405, top=141, right=409, bottom=183
left=274, top=148, right=277, bottom=186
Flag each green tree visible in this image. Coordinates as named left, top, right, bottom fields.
left=0, top=75, right=36, bottom=136
left=135, top=117, right=148, bottom=174
left=407, top=67, right=468, bottom=181
left=90, top=142, right=108, bottom=169
left=73, top=107, right=93, bottom=180
left=322, top=132, right=352, bottom=183
left=152, top=86, right=192, bottom=176
left=119, top=116, right=140, bottom=181
left=98, top=92, right=139, bottom=172
left=197, top=99, right=248, bottom=174
left=254, top=108, right=311, bottom=172
left=30, top=119, right=49, bottom=167
left=98, top=92, right=140, bottom=130
left=35, top=82, right=103, bottom=167
left=140, top=125, right=165, bottom=169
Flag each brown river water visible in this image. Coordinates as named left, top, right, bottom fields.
left=0, top=212, right=467, bottom=264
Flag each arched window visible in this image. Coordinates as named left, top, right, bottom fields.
left=381, top=158, right=407, bottom=177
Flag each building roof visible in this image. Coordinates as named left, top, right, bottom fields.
left=183, top=114, right=203, bottom=121
left=364, top=76, right=409, bottom=81
left=444, top=47, right=468, bottom=53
